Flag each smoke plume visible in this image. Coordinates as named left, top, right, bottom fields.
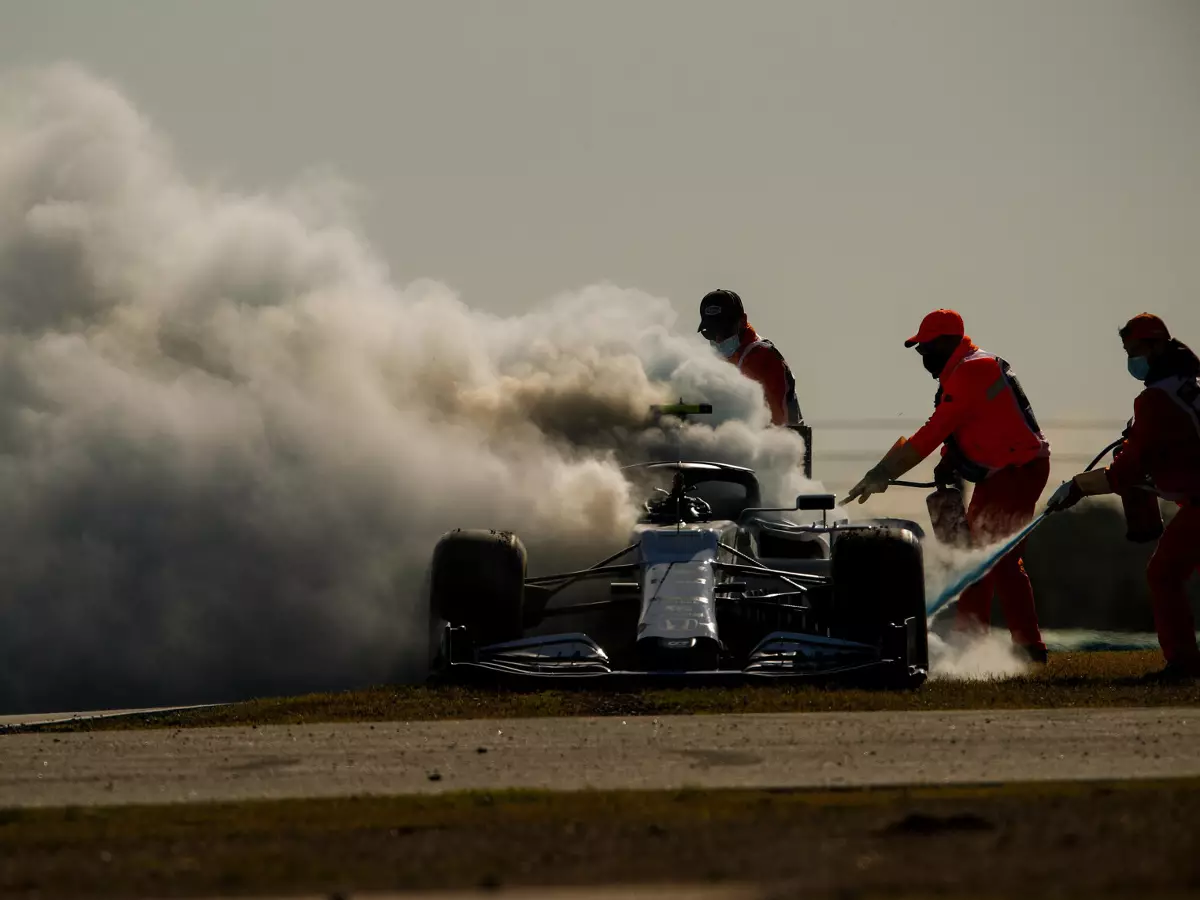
left=0, top=65, right=818, bottom=713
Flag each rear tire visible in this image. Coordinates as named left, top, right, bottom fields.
left=831, top=527, right=928, bottom=688
left=429, top=529, right=527, bottom=662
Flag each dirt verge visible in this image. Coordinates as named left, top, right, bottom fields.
left=2, top=778, right=1198, bottom=899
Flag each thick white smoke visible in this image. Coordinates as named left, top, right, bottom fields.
left=0, top=65, right=820, bottom=713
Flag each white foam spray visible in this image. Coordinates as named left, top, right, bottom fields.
left=921, top=531, right=1033, bottom=679
left=927, top=630, right=1031, bottom=680
left=0, top=65, right=827, bottom=713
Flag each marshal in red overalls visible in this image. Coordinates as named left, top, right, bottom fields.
left=1050, top=313, right=1200, bottom=677
left=845, top=309, right=1051, bottom=661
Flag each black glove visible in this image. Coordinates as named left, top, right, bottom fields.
left=932, top=455, right=956, bottom=487
left=1046, top=479, right=1084, bottom=512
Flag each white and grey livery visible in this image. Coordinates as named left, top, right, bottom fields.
left=423, top=405, right=929, bottom=689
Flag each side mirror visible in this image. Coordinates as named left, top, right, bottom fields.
left=737, top=492, right=837, bottom=525
left=795, top=493, right=836, bottom=511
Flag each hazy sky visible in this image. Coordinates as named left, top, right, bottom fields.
left=4, top=0, right=1199, bottom=445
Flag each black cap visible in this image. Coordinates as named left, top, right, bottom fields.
left=697, top=289, right=744, bottom=335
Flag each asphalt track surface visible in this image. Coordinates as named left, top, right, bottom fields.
left=184, top=891, right=760, bottom=900
left=2, top=706, right=1198, bottom=809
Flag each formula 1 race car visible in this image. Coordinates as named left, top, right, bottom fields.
left=423, top=405, right=930, bottom=689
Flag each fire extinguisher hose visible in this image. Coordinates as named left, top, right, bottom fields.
left=922, top=436, right=1125, bottom=620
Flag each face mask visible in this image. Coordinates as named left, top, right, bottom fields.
left=921, top=346, right=954, bottom=378
left=1127, top=355, right=1151, bottom=381
left=711, top=334, right=741, bottom=357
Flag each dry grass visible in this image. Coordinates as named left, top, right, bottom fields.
left=3, top=778, right=1200, bottom=898
left=7, top=650, right=1198, bottom=734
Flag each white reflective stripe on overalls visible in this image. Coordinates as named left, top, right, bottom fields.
left=962, top=348, right=1050, bottom=448
left=735, top=340, right=770, bottom=372
left=739, top=340, right=790, bottom=413
left=1149, top=374, right=1200, bottom=440
left=1139, top=374, right=1200, bottom=502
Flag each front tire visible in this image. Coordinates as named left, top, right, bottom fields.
left=831, top=526, right=928, bottom=688
left=428, top=529, right=527, bottom=666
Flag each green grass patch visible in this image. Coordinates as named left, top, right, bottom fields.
left=7, top=649, right=1198, bottom=734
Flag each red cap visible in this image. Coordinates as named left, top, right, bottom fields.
left=904, top=309, right=964, bottom=348
left=1120, top=313, right=1171, bottom=342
